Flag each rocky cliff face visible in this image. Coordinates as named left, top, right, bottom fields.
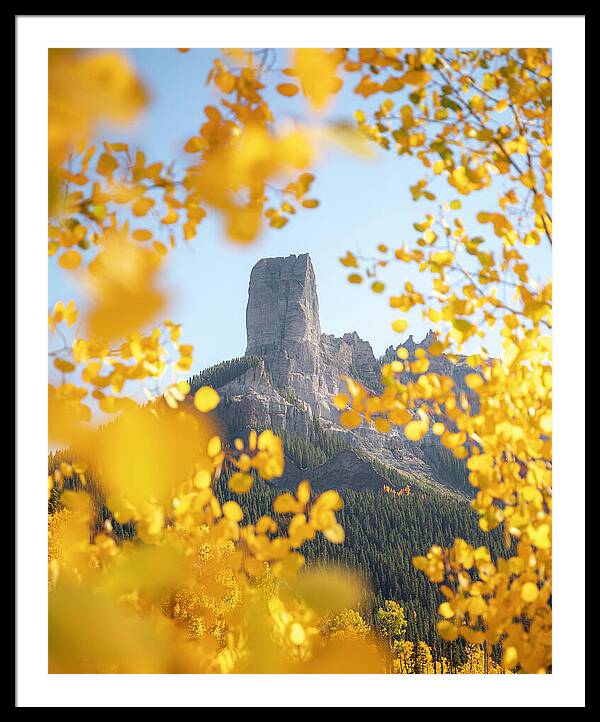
left=244, top=254, right=382, bottom=418
left=207, top=254, right=471, bottom=496
left=245, top=254, right=324, bottom=414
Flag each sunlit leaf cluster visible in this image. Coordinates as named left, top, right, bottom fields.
left=331, top=47, right=552, bottom=674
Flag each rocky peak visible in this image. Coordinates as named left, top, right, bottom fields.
left=403, top=330, right=435, bottom=353
left=207, top=254, right=471, bottom=496
left=243, top=253, right=383, bottom=413
left=245, top=253, right=321, bottom=355
left=422, top=329, right=437, bottom=347
left=380, top=330, right=438, bottom=364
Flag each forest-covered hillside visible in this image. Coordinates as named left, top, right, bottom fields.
left=49, top=442, right=506, bottom=663
left=215, top=475, right=507, bottom=656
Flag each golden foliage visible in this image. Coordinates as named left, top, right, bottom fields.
left=334, top=48, right=552, bottom=674
left=48, top=49, right=147, bottom=169
left=48, top=47, right=552, bottom=673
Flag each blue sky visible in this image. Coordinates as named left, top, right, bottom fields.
left=49, top=48, right=552, bottom=379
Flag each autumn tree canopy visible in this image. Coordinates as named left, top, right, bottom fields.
left=47, top=47, right=552, bottom=675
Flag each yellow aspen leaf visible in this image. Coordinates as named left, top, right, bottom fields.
left=388, top=408, right=411, bottom=426
left=229, top=472, right=253, bottom=494
left=269, top=216, right=288, bottom=229
left=421, top=48, right=437, bottom=65
left=430, top=250, right=454, bottom=266
left=439, top=602, right=454, bottom=619
left=520, top=171, right=536, bottom=190
left=437, top=620, right=459, bottom=641
left=540, top=413, right=552, bottom=434
left=465, top=373, right=484, bottom=390
left=53, top=358, right=75, bottom=373
left=529, top=524, right=551, bottom=550
left=392, top=318, right=408, bottom=333
left=524, top=230, right=540, bottom=246
left=468, top=597, right=488, bottom=619
left=400, top=69, right=431, bottom=87
left=340, top=410, right=362, bottom=430
left=318, top=489, right=343, bottom=511
left=97, top=152, right=118, bottom=177
left=226, top=206, right=262, bottom=244
left=249, top=430, right=257, bottom=451
left=276, top=83, right=299, bottom=97
left=452, top=318, right=475, bottom=335
left=371, top=281, right=385, bottom=293
left=193, top=470, right=212, bottom=489
left=340, top=251, right=358, bottom=268
left=521, top=582, right=539, bottom=603
left=414, top=217, right=434, bottom=232
left=176, top=380, right=190, bottom=401
left=215, top=71, right=236, bottom=94
left=348, top=273, right=363, bottom=284
left=194, top=386, right=220, bottom=413
left=161, top=209, right=178, bottom=225
left=374, top=417, right=391, bottom=433
left=59, top=250, right=82, bottom=270
left=91, top=204, right=107, bottom=221
left=404, top=420, right=427, bottom=441
left=293, top=48, right=340, bottom=109
left=428, top=341, right=445, bottom=356
left=359, top=48, right=377, bottom=63
left=324, top=523, right=345, bottom=544
left=184, top=136, right=206, bottom=153
left=132, top=197, right=155, bottom=217
left=207, top=435, right=222, bottom=458
left=503, top=646, right=519, bottom=669
left=470, top=94, right=485, bottom=113
left=333, top=393, right=349, bottom=410
left=144, top=162, right=163, bottom=180
left=297, top=480, right=311, bottom=505
left=132, top=229, right=152, bottom=242
left=453, top=446, right=468, bottom=460
left=410, top=356, right=429, bottom=374
left=273, top=493, right=303, bottom=514
left=380, top=76, right=401, bottom=94
left=180, top=223, right=193, bottom=244
left=222, top=501, right=243, bottom=522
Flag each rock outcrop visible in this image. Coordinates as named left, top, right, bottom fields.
left=244, top=254, right=382, bottom=419
left=203, top=254, right=471, bottom=496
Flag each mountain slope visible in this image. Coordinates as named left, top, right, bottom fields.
left=190, top=253, right=472, bottom=498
